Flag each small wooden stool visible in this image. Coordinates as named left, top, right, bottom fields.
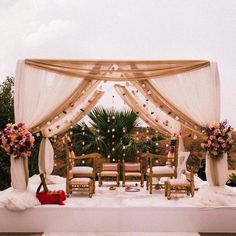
left=165, top=170, right=194, bottom=200
left=69, top=177, right=93, bottom=198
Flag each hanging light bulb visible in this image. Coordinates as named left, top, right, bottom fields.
left=107, top=129, right=110, bottom=133
left=123, top=146, right=126, bottom=150
left=97, top=147, right=100, bottom=150
left=82, top=160, right=85, bottom=164
left=107, top=155, right=111, bottom=159
left=112, top=147, right=115, bottom=151
left=82, top=141, right=85, bottom=145
left=112, top=128, right=115, bottom=132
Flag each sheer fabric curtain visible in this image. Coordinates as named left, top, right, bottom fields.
left=149, top=62, right=220, bottom=126
left=13, top=60, right=91, bottom=190
left=39, top=90, right=103, bottom=176
left=150, top=62, right=222, bottom=186
left=14, top=60, right=86, bottom=129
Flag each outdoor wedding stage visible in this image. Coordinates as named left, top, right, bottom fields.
left=1, top=176, right=236, bottom=234
left=1, top=59, right=236, bottom=234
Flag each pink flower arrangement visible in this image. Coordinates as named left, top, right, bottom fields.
left=201, top=120, right=233, bottom=159
left=1, top=123, right=35, bottom=159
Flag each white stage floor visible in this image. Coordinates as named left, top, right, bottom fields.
left=0, top=177, right=236, bottom=233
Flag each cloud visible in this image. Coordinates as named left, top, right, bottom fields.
left=22, top=19, right=76, bottom=49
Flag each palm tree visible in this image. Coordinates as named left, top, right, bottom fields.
left=71, top=106, right=138, bottom=162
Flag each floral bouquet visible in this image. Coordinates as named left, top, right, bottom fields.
left=201, top=120, right=233, bottom=159
left=1, top=123, right=35, bottom=159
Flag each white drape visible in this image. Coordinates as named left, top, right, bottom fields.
left=14, top=60, right=99, bottom=190
left=14, top=60, right=86, bottom=129
left=125, top=83, right=181, bottom=135
left=149, top=62, right=220, bottom=126
left=39, top=89, right=103, bottom=176
left=205, top=152, right=228, bottom=186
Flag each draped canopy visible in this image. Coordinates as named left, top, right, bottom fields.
left=14, top=59, right=220, bottom=189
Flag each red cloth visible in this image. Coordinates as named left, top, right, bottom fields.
left=37, top=190, right=66, bottom=205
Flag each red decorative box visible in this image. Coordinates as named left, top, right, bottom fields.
left=37, top=190, right=66, bottom=205
left=36, top=174, right=66, bottom=205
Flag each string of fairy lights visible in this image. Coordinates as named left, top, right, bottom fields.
left=30, top=80, right=200, bottom=167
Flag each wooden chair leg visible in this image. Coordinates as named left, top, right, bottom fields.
left=149, top=176, right=153, bottom=194
left=92, top=180, right=95, bottom=194
left=164, top=182, right=167, bottom=197
left=191, top=186, right=195, bottom=197
left=146, top=176, right=149, bottom=190
left=167, top=183, right=171, bottom=200
left=122, top=176, right=125, bottom=187
left=117, top=176, right=120, bottom=186
left=98, top=174, right=102, bottom=187
left=89, top=182, right=93, bottom=198
left=141, top=175, right=144, bottom=187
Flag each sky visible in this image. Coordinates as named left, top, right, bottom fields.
left=0, top=0, right=236, bottom=127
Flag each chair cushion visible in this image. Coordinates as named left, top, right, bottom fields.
left=72, top=166, right=93, bottom=174
left=102, top=163, right=118, bottom=171
left=125, top=172, right=142, bottom=177
left=100, top=171, right=118, bottom=177
left=167, top=179, right=190, bottom=186
left=70, top=177, right=92, bottom=184
left=125, top=163, right=141, bottom=172
left=147, top=166, right=175, bottom=174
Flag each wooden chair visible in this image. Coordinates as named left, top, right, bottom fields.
left=145, top=138, right=179, bottom=194
left=122, top=161, right=144, bottom=187
left=165, top=170, right=195, bottom=200
left=98, top=161, right=120, bottom=187
left=65, top=143, right=102, bottom=197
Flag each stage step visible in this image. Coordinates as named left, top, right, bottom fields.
left=42, top=233, right=200, bottom=236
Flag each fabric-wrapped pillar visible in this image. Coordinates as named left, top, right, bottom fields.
left=38, top=133, right=54, bottom=178
left=10, top=156, right=29, bottom=190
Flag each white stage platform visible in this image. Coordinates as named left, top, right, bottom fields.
left=0, top=178, right=236, bottom=234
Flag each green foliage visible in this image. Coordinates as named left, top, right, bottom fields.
left=72, top=106, right=139, bottom=162
left=71, top=106, right=166, bottom=163
left=230, top=173, right=236, bottom=184
left=0, top=77, right=15, bottom=190
left=137, top=136, right=165, bottom=154
left=0, top=77, right=40, bottom=190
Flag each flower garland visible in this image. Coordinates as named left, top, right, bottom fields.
left=201, top=120, right=233, bottom=159
left=1, top=123, right=35, bottom=159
